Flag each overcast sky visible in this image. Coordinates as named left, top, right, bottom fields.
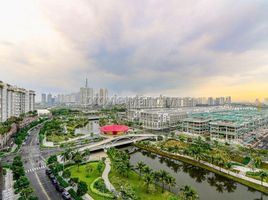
left=0, top=0, right=268, bottom=101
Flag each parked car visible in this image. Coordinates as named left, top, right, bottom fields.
left=51, top=178, right=58, bottom=185
left=55, top=184, right=64, bottom=192
left=49, top=174, right=55, bottom=180
left=45, top=169, right=52, bottom=176
left=62, top=191, right=71, bottom=200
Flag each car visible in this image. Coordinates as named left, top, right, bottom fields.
left=49, top=174, right=55, bottom=180
left=51, top=178, right=58, bottom=185
left=45, top=169, right=52, bottom=175
left=62, top=191, right=71, bottom=200
left=55, top=184, right=64, bottom=192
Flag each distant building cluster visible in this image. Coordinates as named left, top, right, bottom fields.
left=41, top=79, right=109, bottom=107
left=0, top=81, right=35, bottom=122
left=126, top=95, right=231, bottom=109
left=127, top=106, right=233, bottom=130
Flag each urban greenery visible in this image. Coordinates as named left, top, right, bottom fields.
left=107, top=147, right=178, bottom=200
left=135, top=136, right=268, bottom=194
left=11, top=155, right=37, bottom=199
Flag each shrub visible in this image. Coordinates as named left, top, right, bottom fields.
left=243, top=156, right=251, bottom=165
left=90, top=177, right=114, bottom=199
left=77, top=181, right=88, bottom=196
left=63, top=169, right=71, bottom=179
left=56, top=176, right=69, bottom=188
left=94, top=177, right=109, bottom=193
left=68, top=188, right=83, bottom=200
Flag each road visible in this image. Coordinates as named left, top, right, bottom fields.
left=20, top=126, right=62, bottom=200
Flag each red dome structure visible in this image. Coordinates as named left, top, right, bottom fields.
left=100, top=124, right=129, bottom=135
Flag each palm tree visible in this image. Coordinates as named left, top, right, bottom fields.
left=259, top=170, right=268, bottom=186
left=179, top=185, right=199, bottom=200
left=136, top=161, right=146, bottom=179
left=61, top=148, right=72, bottom=170
left=143, top=172, right=154, bottom=193
left=158, top=169, right=169, bottom=193
left=143, top=166, right=152, bottom=175
left=153, top=171, right=161, bottom=186
left=253, top=156, right=263, bottom=169
left=166, top=174, right=176, bottom=191
left=82, top=148, right=91, bottom=159
left=72, top=151, right=83, bottom=172
left=226, top=162, right=232, bottom=174
left=125, top=162, right=133, bottom=178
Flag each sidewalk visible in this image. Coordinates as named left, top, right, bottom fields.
left=2, top=169, right=18, bottom=200
left=102, top=158, right=116, bottom=192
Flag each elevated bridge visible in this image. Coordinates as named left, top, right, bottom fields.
left=77, top=134, right=158, bottom=152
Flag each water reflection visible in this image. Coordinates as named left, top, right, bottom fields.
left=74, top=120, right=100, bottom=135
left=129, top=149, right=268, bottom=200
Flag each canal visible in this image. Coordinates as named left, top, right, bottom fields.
left=128, top=147, right=268, bottom=200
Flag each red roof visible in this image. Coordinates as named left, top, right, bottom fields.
left=100, top=124, right=129, bottom=133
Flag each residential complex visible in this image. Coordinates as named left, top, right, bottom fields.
left=0, top=81, right=35, bottom=122
left=127, top=106, right=268, bottom=144
left=126, top=95, right=231, bottom=109
left=127, top=106, right=233, bottom=130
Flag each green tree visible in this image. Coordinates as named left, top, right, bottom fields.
left=14, top=176, right=30, bottom=191
left=61, top=148, right=72, bottom=167
left=143, top=172, right=154, bottom=193
left=62, top=169, right=71, bottom=179
left=259, top=170, right=268, bottom=185
left=72, top=151, right=83, bottom=172
left=143, top=166, right=152, bottom=175
left=97, top=161, right=104, bottom=174
left=82, top=148, right=91, bottom=158
left=253, top=156, right=263, bottom=168
left=179, top=185, right=199, bottom=200
left=136, top=161, right=146, bottom=179
left=166, top=174, right=176, bottom=191
left=158, top=170, right=169, bottom=193
left=20, top=187, right=34, bottom=198
left=77, top=181, right=88, bottom=196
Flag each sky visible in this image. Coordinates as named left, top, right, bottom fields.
left=0, top=0, right=268, bottom=102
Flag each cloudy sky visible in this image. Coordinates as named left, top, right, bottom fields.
left=0, top=0, right=268, bottom=101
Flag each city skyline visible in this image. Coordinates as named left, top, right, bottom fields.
left=1, top=1, right=268, bottom=101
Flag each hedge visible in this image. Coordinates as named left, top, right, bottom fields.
left=90, top=177, right=114, bottom=199
left=56, top=176, right=69, bottom=188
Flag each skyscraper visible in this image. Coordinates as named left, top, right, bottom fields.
left=41, top=93, right=46, bottom=104
left=47, top=93, right=52, bottom=105
left=79, top=78, right=93, bottom=105
left=99, top=88, right=108, bottom=106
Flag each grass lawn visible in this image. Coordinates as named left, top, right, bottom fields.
left=109, top=166, right=173, bottom=200
left=68, top=161, right=112, bottom=200
left=47, top=133, right=76, bottom=142
left=164, top=139, right=189, bottom=149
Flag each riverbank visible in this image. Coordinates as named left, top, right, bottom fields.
left=134, top=143, right=268, bottom=194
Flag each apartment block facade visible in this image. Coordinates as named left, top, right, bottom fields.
left=0, top=81, right=35, bottom=122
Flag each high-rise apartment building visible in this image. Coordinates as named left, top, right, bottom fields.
left=80, top=78, right=93, bottom=105
left=0, top=81, right=35, bottom=122
left=99, top=88, right=108, bottom=105
left=41, top=93, right=46, bottom=104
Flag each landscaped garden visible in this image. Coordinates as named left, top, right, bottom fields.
left=40, top=109, right=90, bottom=143
left=135, top=134, right=268, bottom=193
left=107, top=147, right=199, bottom=200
